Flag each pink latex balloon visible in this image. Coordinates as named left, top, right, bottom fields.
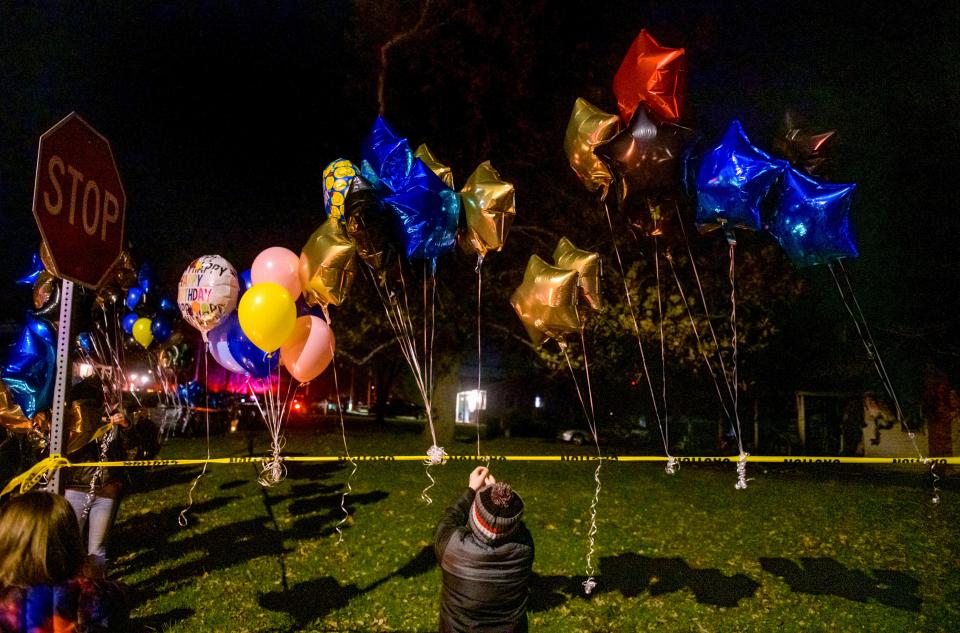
left=251, top=247, right=302, bottom=299
left=280, top=316, right=335, bottom=383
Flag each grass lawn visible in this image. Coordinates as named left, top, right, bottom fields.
left=110, top=421, right=960, bottom=632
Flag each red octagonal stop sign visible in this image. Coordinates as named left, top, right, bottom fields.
left=32, top=113, right=126, bottom=289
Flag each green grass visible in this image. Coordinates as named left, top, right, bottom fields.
left=111, top=425, right=960, bottom=632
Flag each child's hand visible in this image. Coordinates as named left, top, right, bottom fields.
left=468, top=467, right=490, bottom=491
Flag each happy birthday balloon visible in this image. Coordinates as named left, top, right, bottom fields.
left=510, top=255, right=581, bottom=346
left=553, top=237, right=602, bottom=311
left=299, top=219, right=358, bottom=308
left=564, top=98, right=622, bottom=192
left=696, top=120, right=785, bottom=234
left=459, top=161, right=516, bottom=258
left=177, top=255, right=240, bottom=336
left=768, top=167, right=858, bottom=266
left=613, top=29, right=686, bottom=123
left=322, top=158, right=360, bottom=222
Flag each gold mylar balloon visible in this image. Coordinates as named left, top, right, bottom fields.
left=299, top=219, right=358, bottom=307
left=553, top=237, right=602, bottom=311
left=0, top=382, right=32, bottom=433
left=459, top=161, right=516, bottom=258
left=563, top=98, right=622, bottom=192
left=414, top=144, right=454, bottom=189
left=39, top=241, right=57, bottom=276
left=510, top=255, right=581, bottom=346
left=65, top=401, right=112, bottom=456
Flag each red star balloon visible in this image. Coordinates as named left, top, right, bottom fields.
left=613, top=29, right=686, bottom=124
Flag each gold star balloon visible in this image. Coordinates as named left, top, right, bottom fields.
left=414, top=144, right=454, bottom=189
left=552, top=237, right=602, bottom=311
left=510, top=255, right=581, bottom=346
left=299, top=219, right=358, bottom=308
left=459, top=161, right=516, bottom=258
left=563, top=98, right=622, bottom=192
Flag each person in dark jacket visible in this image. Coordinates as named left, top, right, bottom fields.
left=434, top=466, right=534, bottom=633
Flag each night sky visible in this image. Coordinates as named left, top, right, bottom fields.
left=1, top=2, right=958, bottom=374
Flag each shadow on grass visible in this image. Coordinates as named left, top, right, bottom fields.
left=760, top=557, right=921, bottom=612
left=530, top=553, right=760, bottom=609
left=131, top=606, right=195, bottom=632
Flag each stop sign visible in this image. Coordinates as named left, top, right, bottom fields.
left=32, top=113, right=126, bottom=289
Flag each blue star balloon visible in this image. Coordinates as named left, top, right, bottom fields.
left=361, top=117, right=414, bottom=194
left=696, top=120, right=785, bottom=233
left=768, top=167, right=858, bottom=266
left=1, top=316, right=57, bottom=418
left=16, top=252, right=47, bottom=286
left=385, top=159, right=461, bottom=259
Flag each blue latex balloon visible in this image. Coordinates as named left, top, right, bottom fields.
left=385, top=159, right=461, bottom=259
left=158, top=296, right=177, bottom=314
left=137, top=263, right=154, bottom=295
left=226, top=313, right=277, bottom=378
left=122, top=312, right=140, bottom=335
left=126, top=286, right=144, bottom=311
left=1, top=317, right=57, bottom=417
left=17, top=252, right=47, bottom=286
left=208, top=315, right=247, bottom=374
left=75, top=332, right=95, bottom=356
left=768, top=167, right=858, bottom=267
left=696, top=120, right=785, bottom=233
left=361, top=117, right=414, bottom=193
left=150, top=314, right=174, bottom=344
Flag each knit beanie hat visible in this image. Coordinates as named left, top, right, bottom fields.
left=468, top=482, right=524, bottom=545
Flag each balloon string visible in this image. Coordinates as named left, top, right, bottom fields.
left=329, top=350, right=358, bottom=543
left=676, top=207, right=737, bottom=408
left=828, top=263, right=938, bottom=502
left=179, top=342, right=211, bottom=527
left=653, top=236, right=670, bottom=456
left=727, top=243, right=748, bottom=489
left=476, top=255, right=484, bottom=458
left=598, top=191, right=668, bottom=458
left=665, top=252, right=732, bottom=423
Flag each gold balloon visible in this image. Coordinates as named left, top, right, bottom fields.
left=299, top=219, right=358, bottom=307
left=65, top=401, right=112, bottom=455
left=39, top=241, right=57, bottom=276
left=459, top=161, right=516, bottom=258
left=0, top=382, right=32, bottom=433
left=510, top=255, right=581, bottom=346
left=414, top=144, right=454, bottom=189
left=553, top=237, right=602, bottom=311
left=564, top=98, right=622, bottom=192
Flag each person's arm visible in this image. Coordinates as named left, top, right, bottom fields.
left=434, top=467, right=492, bottom=557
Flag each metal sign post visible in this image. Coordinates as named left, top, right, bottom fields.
left=45, top=280, right=74, bottom=493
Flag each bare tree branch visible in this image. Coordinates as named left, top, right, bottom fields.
left=378, top=0, right=434, bottom=116
left=337, top=338, right=398, bottom=366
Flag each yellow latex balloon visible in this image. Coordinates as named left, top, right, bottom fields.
left=509, top=255, right=581, bottom=346
left=238, top=282, right=297, bottom=352
left=299, top=219, right=358, bottom=307
left=459, top=161, right=516, bottom=258
left=553, top=237, right=602, bottom=311
left=563, top=98, right=622, bottom=192
left=132, top=317, right=154, bottom=348
left=414, top=144, right=454, bottom=188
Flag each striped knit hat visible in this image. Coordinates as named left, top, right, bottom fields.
left=468, top=482, right=524, bottom=545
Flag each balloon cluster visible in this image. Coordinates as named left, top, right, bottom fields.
left=562, top=28, right=857, bottom=267
left=121, top=262, right=179, bottom=349
left=510, top=237, right=601, bottom=347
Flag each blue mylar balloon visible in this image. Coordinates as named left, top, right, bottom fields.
left=208, top=315, right=246, bottom=374
left=158, top=296, right=177, bottom=314
left=17, top=252, right=47, bottom=286
left=696, top=120, right=785, bottom=233
left=137, top=262, right=154, bottom=295
left=122, top=312, right=140, bottom=336
left=75, top=332, right=95, bottom=356
left=126, top=286, right=144, bottom=311
left=768, top=167, right=858, bottom=267
left=295, top=296, right=325, bottom=319
left=151, top=313, right=174, bottom=344
left=361, top=117, right=414, bottom=193
left=385, top=159, right=461, bottom=259
left=1, top=317, right=57, bottom=418
left=226, top=312, right=277, bottom=378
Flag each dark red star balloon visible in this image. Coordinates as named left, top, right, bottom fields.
left=613, top=29, right=686, bottom=123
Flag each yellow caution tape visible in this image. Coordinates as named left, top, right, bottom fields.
left=0, top=455, right=70, bottom=496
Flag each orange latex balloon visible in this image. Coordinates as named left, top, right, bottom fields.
left=613, top=29, right=686, bottom=123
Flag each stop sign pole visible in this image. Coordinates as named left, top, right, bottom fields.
left=32, top=113, right=126, bottom=494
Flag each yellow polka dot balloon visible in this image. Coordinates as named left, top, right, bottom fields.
left=322, top=158, right=359, bottom=222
